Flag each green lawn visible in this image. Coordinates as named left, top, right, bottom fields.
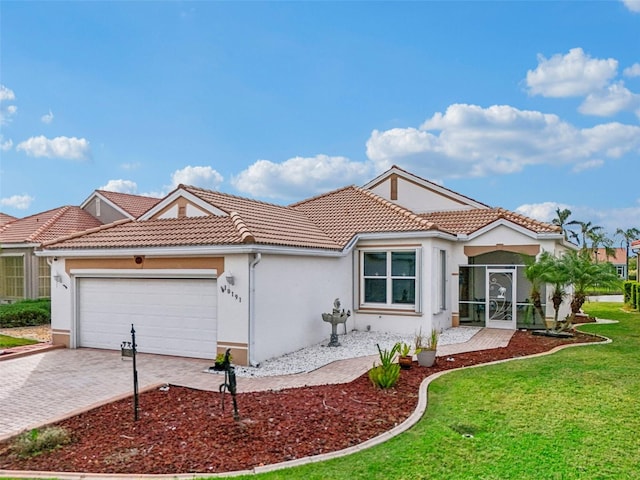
left=226, top=302, right=640, bottom=479
left=0, top=334, right=38, bottom=349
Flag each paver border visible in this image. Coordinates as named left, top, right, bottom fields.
left=0, top=330, right=612, bottom=480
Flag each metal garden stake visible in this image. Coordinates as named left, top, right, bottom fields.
left=121, top=324, right=139, bottom=421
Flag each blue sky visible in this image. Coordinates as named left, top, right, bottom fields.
left=1, top=1, right=639, bottom=238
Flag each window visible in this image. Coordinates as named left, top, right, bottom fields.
left=439, top=249, right=447, bottom=310
left=38, top=256, right=51, bottom=298
left=0, top=256, right=24, bottom=298
left=362, top=250, right=417, bottom=308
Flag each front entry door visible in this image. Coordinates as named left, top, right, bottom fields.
left=485, top=269, right=516, bottom=329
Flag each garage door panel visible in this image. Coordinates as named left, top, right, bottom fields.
left=78, top=277, right=217, bottom=359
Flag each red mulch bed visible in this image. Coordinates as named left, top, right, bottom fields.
left=0, top=330, right=602, bottom=475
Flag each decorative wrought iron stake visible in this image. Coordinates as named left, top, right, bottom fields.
left=121, top=324, right=139, bottom=421
left=216, top=349, right=240, bottom=421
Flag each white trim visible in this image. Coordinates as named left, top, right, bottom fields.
left=359, top=247, right=421, bottom=312
left=37, top=231, right=457, bottom=260
left=463, top=218, right=564, bottom=241
left=362, top=166, right=488, bottom=209
left=70, top=269, right=217, bottom=279
left=139, top=189, right=227, bottom=220
left=80, top=191, right=134, bottom=220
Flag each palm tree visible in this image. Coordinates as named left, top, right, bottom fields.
left=560, top=250, right=621, bottom=316
left=552, top=208, right=576, bottom=242
left=567, top=220, right=604, bottom=253
left=522, top=253, right=550, bottom=329
left=615, top=227, right=640, bottom=280
left=588, top=230, right=615, bottom=263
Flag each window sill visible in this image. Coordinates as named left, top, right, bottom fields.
left=356, top=307, right=422, bottom=316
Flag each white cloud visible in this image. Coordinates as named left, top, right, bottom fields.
left=0, top=194, right=34, bottom=210
left=578, top=82, right=640, bottom=117
left=623, top=63, right=640, bottom=77
left=0, top=85, right=15, bottom=101
left=16, top=135, right=91, bottom=161
left=572, top=159, right=604, bottom=173
left=41, top=109, right=54, bottom=124
left=515, top=201, right=571, bottom=223
left=231, top=155, right=374, bottom=200
left=100, top=179, right=139, bottom=194
left=516, top=201, right=640, bottom=237
left=0, top=135, right=12, bottom=151
left=365, top=104, right=640, bottom=180
left=120, top=162, right=141, bottom=170
left=622, top=0, right=640, bottom=13
left=526, top=48, right=618, bottom=97
left=170, top=165, right=224, bottom=190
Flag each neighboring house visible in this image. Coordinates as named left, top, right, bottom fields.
left=0, top=191, right=160, bottom=304
left=632, top=240, right=640, bottom=278
left=593, top=247, right=628, bottom=279
left=0, top=207, right=103, bottom=303
left=81, top=190, right=161, bottom=223
left=0, top=213, right=18, bottom=227
left=40, top=166, right=573, bottom=364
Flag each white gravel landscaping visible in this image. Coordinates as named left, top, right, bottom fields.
left=234, top=326, right=481, bottom=377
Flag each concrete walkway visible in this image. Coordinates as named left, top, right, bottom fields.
left=0, top=328, right=513, bottom=441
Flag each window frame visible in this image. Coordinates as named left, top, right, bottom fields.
left=359, top=247, right=421, bottom=311
left=0, top=254, right=25, bottom=299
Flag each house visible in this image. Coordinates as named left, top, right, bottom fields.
left=39, top=166, right=573, bottom=365
left=0, top=192, right=160, bottom=303
left=632, top=240, right=640, bottom=279
left=593, top=247, right=629, bottom=279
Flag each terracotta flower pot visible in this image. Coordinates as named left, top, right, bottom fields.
left=398, top=355, right=413, bottom=370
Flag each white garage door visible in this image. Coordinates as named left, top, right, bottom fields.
left=77, top=277, right=217, bottom=359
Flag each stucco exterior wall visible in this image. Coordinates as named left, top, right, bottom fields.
left=351, top=237, right=454, bottom=337
left=251, top=253, right=352, bottom=364
left=369, top=175, right=474, bottom=213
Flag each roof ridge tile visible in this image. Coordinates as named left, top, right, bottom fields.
left=41, top=218, right=132, bottom=247
left=229, top=211, right=256, bottom=243
left=354, top=186, right=437, bottom=230
left=28, top=206, right=70, bottom=242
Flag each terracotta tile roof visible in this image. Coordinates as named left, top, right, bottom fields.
left=291, top=186, right=438, bottom=245
left=43, top=216, right=243, bottom=249
left=593, top=248, right=628, bottom=265
left=0, top=213, right=18, bottom=227
left=418, top=208, right=561, bottom=235
left=96, top=190, right=161, bottom=218
left=0, top=206, right=103, bottom=244
left=41, top=183, right=562, bottom=252
left=632, top=239, right=640, bottom=248
left=182, top=186, right=342, bottom=249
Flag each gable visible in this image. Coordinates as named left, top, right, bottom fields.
left=141, top=188, right=228, bottom=220
left=364, top=166, right=488, bottom=213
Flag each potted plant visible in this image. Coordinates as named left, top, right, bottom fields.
left=398, top=342, right=413, bottom=370
left=415, top=328, right=438, bottom=367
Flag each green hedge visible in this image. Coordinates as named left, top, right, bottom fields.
left=0, top=298, right=51, bottom=328
left=627, top=282, right=640, bottom=311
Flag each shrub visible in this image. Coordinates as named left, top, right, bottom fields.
left=624, top=281, right=633, bottom=303
left=369, top=343, right=401, bottom=389
left=11, top=427, right=71, bottom=457
left=0, top=298, right=51, bottom=328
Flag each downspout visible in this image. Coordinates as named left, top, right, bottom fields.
left=248, top=252, right=262, bottom=366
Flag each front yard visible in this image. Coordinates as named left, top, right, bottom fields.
left=0, top=334, right=37, bottom=349
left=237, top=302, right=640, bottom=479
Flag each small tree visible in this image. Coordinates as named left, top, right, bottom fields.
left=522, top=254, right=548, bottom=328
left=560, top=250, right=621, bottom=316
left=540, top=256, right=570, bottom=331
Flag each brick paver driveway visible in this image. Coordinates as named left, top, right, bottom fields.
left=0, top=349, right=215, bottom=440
